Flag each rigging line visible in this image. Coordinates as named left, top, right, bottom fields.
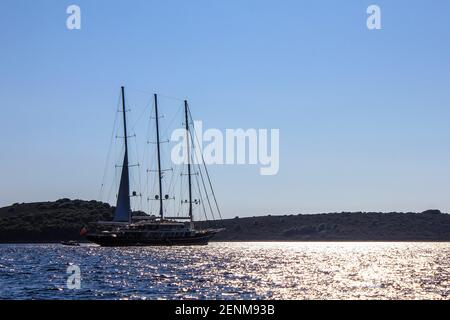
left=132, top=135, right=143, bottom=212
left=161, top=102, right=183, bottom=139
left=160, top=104, right=178, bottom=181
left=166, top=145, right=183, bottom=201
left=99, top=92, right=121, bottom=201
left=145, top=163, right=150, bottom=214
left=107, top=101, right=123, bottom=206
left=183, top=109, right=216, bottom=220
left=106, top=137, right=117, bottom=203
left=177, top=166, right=183, bottom=216
left=131, top=97, right=153, bottom=131
left=181, top=163, right=188, bottom=218
left=192, top=142, right=216, bottom=221
left=188, top=107, right=223, bottom=220
left=147, top=153, right=158, bottom=215
left=193, top=163, right=209, bottom=221
left=166, top=169, right=175, bottom=200
left=178, top=166, right=184, bottom=217
left=124, top=87, right=154, bottom=99
left=142, top=144, right=149, bottom=214
left=157, top=93, right=185, bottom=102
left=171, top=163, right=180, bottom=215
left=147, top=100, right=155, bottom=138
left=144, top=124, right=150, bottom=214
left=148, top=146, right=158, bottom=214
left=109, top=147, right=121, bottom=205
left=187, top=112, right=216, bottom=221
left=145, top=100, right=156, bottom=214
left=106, top=174, right=116, bottom=207
left=173, top=164, right=183, bottom=200
left=126, top=87, right=186, bottom=102
left=129, top=98, right=151, bottom=212
left=147, top=141, right=158, bottom=211
left=197, top=159, right=215, bottom=221
left=191, top=154, right=208, bottom=221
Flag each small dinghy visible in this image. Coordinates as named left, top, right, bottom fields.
left=61, top=240, right=80, bottom=246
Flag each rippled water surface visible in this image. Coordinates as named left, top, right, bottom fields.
left=0, top=242, right=448, bottom=299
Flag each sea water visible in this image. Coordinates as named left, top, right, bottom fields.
left=0, top=242, right=448, bottom=299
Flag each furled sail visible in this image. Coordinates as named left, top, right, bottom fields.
left=113, top=86, right=131, bottom=222
left=114, top=151, right=131, bottom=222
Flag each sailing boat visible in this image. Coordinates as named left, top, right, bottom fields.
left=86, top=87, right=223, bottom=246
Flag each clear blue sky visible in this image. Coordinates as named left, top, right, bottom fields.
left=1, top=0, right=450, bottom=217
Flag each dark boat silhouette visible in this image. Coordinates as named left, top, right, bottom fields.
left=86, top=87, right=223, bottom=246
left=61, top=240, right=80, bottom=246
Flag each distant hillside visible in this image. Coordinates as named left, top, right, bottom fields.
left=198, top=210, right=450, bottom=241
left=0, top=199, right=449, bottom=242
left=0, top=199, right=113, bottom=242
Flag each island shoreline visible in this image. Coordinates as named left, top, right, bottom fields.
left=1, top=199, right=449, bottom=243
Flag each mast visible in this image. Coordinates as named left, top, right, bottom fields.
left=154, top=94, right=164, bottom=219
left=121, top=86, right=129, bottom=164
left=184, top=100, right=193, bottom=221
left=113, top=86, right=131, bottom=222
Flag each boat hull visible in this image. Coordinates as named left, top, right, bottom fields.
left=86, top=232, right=215, bottom=247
